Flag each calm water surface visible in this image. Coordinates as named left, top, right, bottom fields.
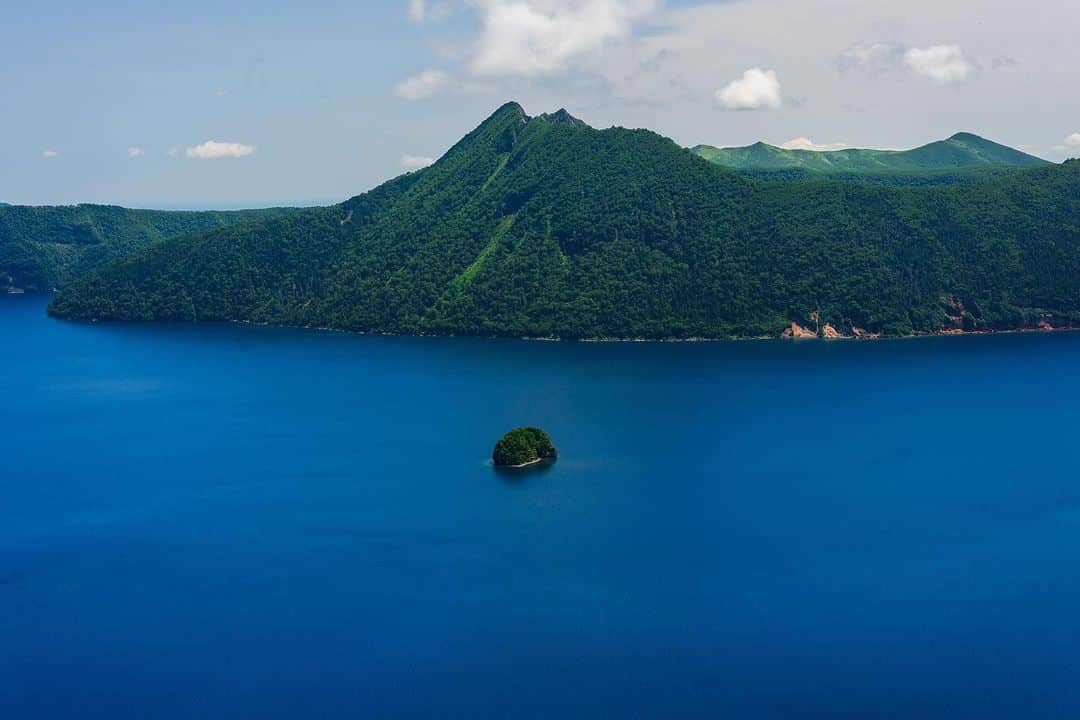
left=3, top=293, right=1080, bottom=718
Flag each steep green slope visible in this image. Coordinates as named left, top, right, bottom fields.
left=50, top=104, right=1080, bottom=338
left=692, top=133, right=1049, bottom=173
left=0, top=204, right=300, bottom=291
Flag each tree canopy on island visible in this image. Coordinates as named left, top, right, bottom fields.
left=493, top=428, right=557, bottom=467
left=48, top=102, right=1080, bottom=338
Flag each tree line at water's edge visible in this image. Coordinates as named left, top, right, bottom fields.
left=45, top=103, right=1080, bottom=339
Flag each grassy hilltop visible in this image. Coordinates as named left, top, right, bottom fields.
left=692, top=132, right=1048, bottom=174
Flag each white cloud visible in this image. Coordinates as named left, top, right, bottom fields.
left=780, top=137, right=851, bottom=152
left=185, top=140, right=256, bottom=159
left=716, top=68, right=782, bottom=111
left=401, top=154, right=436, bottom=169
left=42, top=149, right=60, bottom=158
left=468, top=0, right=656, bottom=78
left=408, top=0, right=426, bottom=21
left=903, top=45, right=975, bottom=85
left=1065, top=133, right=1080, bottom=148
left=167, top=146, right=180, bottom=157
left=128, top=146, right=144, bottom=158
left=395, top=69, right=452, bottom=99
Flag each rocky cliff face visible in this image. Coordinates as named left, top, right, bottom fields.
left=539, top=109, right=589, bottom=128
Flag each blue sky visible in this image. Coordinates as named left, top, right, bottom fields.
left=4, top=0, right=1078, bottom=208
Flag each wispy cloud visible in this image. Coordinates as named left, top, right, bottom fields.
left=836, top=42, right=906, bottom=76
left=128, top=146, right=145, bottom=158
left=42, top=149, right=59, bottom=158
left=837, top=42, right=976, bottom=85
left=1066, top=133, right=1080, bottom=148
left=400, top=154, right=435, bottom=169
left=185, top=140, right=256, bottom=159
left=395, top=69, right=452, bottom=100
left=716, top=68, right=782, bottom=111
left=408, top=0, right=452, bottom=22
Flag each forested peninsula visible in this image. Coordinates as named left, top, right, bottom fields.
left=48, top=103, right=1080, bottom=339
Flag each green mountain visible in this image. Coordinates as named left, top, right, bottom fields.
left=692, top=133, right=1049, bottom=173
left=1, top=204, right=300, bottom=291
left=49, top=103, right=1080, bottom=338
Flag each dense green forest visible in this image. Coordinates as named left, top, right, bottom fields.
left=732, top=165, right=1029, bottom=188
left=492, top=428, right=557, bottom=467
left=49, top=103, right=1080, bottom=338
left=692, top=132, right=1048, bottom=173
left=1, top=204, right=299, bottom=291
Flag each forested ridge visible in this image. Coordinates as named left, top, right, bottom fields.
left=692, top=132, right=1049, bottom=174
left=1, top=204, right=299, bottom=291
left=48, top=103, right=1080, bottom=339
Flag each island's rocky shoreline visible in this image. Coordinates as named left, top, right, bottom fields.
left=497, top=457, right=547, bottom=469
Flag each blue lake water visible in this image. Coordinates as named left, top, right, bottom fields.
left=3, top=292, right=1080, bottom=718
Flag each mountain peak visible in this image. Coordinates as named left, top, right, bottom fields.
left=538, top=108, right=588, bottom=128
left=947, top=132, right=986, bottom=143
left=933, top=132, right=1048, bottom=164
left=488, top=101, right=529, bottom=124
left=435, top=101, right=532, bottom=165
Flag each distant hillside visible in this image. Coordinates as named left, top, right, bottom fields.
left=692, top=133, right=1049, bottom=173
left=1, top=204, right=299, bottom=291
left=50, top=104, right=1080, bottom=339
left=729, top=165, right=1029, bottom=188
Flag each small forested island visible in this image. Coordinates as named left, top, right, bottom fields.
left=492, top=428, right=557, bottom=468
